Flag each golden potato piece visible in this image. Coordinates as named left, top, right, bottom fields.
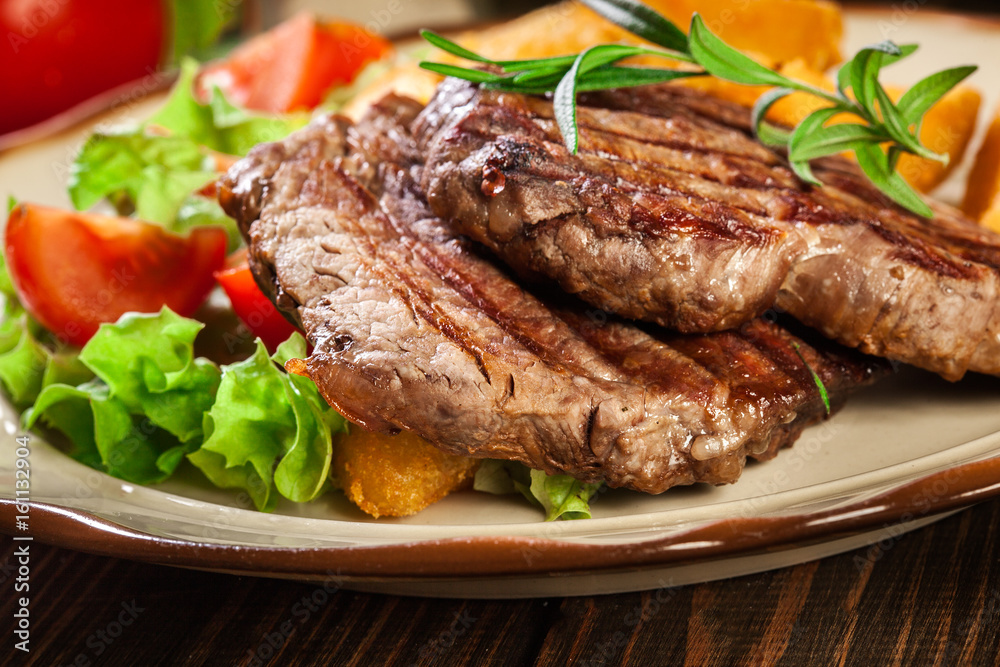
left=981, top=201, right=1000, bottom=235
left=454, top=3, right=628, bottom=61
left=453, top=1, right=841, bottom=73
left=332, top=428, right=478, bottom=518
left=769, top=59, right=842, bottom=127
left=644, top=0, right=843, bottom=72
left=895, top=85, right=981, bottom=194
left=963, top=103, right=1000, bottom=220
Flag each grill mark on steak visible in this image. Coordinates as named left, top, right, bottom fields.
left=579, top=84, right=758, bottom=135
left=410, top=240, right=615, bottom=379
left=219, top=94, right=886, bottom=493
left=448, top=92, right=796, bottom=213
left=416, top=78, right=1000, bottom=380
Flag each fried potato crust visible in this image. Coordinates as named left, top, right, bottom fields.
left=964, top=103, right=1000, bottom=220
left=896, top=85, right=981, bottom=194
left=453, top=0, right=841, bottom=72
left=332, top=428, right=479, bottom=518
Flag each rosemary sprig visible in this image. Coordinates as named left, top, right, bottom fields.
left=419, top=0, right=977, bottom=218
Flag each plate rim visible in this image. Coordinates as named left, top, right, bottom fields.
left=5, top=450, right=1000, bottom=580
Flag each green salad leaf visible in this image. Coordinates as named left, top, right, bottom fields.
left=529, top=469, right=603, bottom=521
left=14, top=308, right=344, bottom=508
left=68, top=58, right=307, bottom=239
left=474, top=460, right=603, bottom=521
left=0, top=316, right=61, bottom=407
left=0, top=315, right=53, bottom=407
left=190, top=334, right=346, bottom=510
left=78, top=309, right=222, bottom=442
left=25, top=309, right=221, bottom=483
left=69, top=130, right=216, bottom=225
left=167, top=0, right=239, bottom=65
left=151, top=59, right=309, bottom=156
left=27, top=380, right=191, bottom=485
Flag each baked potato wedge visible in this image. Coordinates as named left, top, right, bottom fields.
left=896, top=85, right=981, bottom=194
left=963, top=103, right=1000, bottom=220
left=332, top=429, right=479, bottom=518
left=451, top=0, right=842, bottom=73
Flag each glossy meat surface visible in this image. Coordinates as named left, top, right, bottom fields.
left=219, top=95, right=884, bottom=493
left=416, top=79, right=1000, bottom=380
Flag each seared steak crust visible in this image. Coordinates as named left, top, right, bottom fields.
left=219, top=95, right=884, bottom=493
left=416, top=79, right=1000, bottom=381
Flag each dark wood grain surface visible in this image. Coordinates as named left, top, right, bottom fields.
left=4, top=498, right=1000, bottom=665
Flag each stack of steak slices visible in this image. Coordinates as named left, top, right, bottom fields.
left=417, top=78, right=1000, bottom=382
left=219, top=87, right=890, bottom=495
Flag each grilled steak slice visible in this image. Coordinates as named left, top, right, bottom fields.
left=416, top=79, right=1000, bottom=381
left=219, top=95, right=885, bottom=494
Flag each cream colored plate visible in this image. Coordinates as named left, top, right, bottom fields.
left=1, top=8, right=1000, bottom=598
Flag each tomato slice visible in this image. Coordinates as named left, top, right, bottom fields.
left=214, top=252, right=300, bottom=351
left=200, top=12, right=392, bottom=113
left=5, top=204, right=227, bottom=346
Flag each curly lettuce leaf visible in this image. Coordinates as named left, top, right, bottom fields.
left=23, top=309, right=221, bottom=483
left=272, top=335, right=348, bottom=498
left=150, top=58, right=308, bottom=156
left=189, top=333, right=345, bottom=510
left=189, top=341, right=289, bottom=511
left=0, top=320, right=91, bottom=410
left=26, top=380, right=191, bottom=484
left=69, top=59, right=306, bottom=233
left=529, top=469, right=602, bottom=521
left=68, top=130, right=216, bottom=225
left=0, top=317, right=50, bottom=407
left=0, top=300, right=342, bottom=507
left=474, top=460, right=603, bottom=521
left=79, top=309, right=222, bottom=442
left=167, top=0, right=238, bottom=64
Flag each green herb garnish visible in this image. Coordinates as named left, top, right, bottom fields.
left=419, top=0, right=976, bottom=218
left=791, top=342, right=831, bottom=415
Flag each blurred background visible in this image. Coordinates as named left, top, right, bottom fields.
left=0, top=0, right=997, bottom=138
left=285, top=0, right=1000, bottom=23
left=278, top=0, right=1000, bottom=31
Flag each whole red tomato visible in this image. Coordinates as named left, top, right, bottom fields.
left=0, top=0, right=165, bottom=135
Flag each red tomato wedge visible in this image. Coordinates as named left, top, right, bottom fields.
left=5, top=204, right=227, bottom=346
left=200, top=12, right=392, bottom=113
left=214, top=253, right=300, bottom=351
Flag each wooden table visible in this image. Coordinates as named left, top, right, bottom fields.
left=3, top=498, right=999, bottom=665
